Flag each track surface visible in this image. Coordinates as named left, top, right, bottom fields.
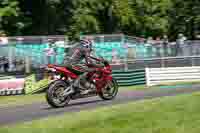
left=0, top=85, right=200, bottom=126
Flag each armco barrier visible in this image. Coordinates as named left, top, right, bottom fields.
left=24, top=74, right=50, bottom=94
left=145, top=66, right=200, bottom=86
left=0, top=69, right=146, bottom=96
left=112, top=69, right=146, bottom=86
left=0, top=78, right=25, bottom=96
left=24, top=70, right=146, bottom=94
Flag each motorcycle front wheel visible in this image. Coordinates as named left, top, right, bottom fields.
left=99, top=78, right=118, bottom=100
left=46, top=80, right=71, bottom=108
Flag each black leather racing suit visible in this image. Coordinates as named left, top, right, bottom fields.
left=63, top=44, right=102, bottom=90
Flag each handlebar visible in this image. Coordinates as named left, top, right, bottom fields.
left=88, top=56, right=102, bottom=62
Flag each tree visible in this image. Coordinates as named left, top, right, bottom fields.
left=133, top=0, right=172, bottom=37
left=169, top=0, right=200, bottom=39
left=0, top=0, right=198, bottom=40
left=0, top=0, right=20, bottom=35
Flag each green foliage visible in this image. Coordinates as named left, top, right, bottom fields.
left=169, top=0, right=200, bottom=39
left=0, top=0, right=20, bottom=34
left=2, top=92, right=200, bottom=132
left=68, top=0, right=101, bottom=39
left=0, top=0, right=199, bottom=39
left=0, top=0, right=19, bottom=17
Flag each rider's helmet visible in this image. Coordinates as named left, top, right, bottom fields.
left=80, top=38, right=93, bottom=51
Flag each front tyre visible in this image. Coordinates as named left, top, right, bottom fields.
left=99, top=78, right=118, bottom=100
left=46, top=80, right=71, bottom=108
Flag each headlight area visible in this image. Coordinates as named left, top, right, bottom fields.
left=44, top=68, right=61, bottom=80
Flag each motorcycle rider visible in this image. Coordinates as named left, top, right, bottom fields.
left=63, top=37, right=103, bottom=95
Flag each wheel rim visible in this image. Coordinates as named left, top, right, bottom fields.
left=51, top=85, right=70, bottom=105
left=102, top=80, right=117, bottom=99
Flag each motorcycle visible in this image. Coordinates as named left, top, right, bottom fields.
left=45, top=56, right=118, bottom=108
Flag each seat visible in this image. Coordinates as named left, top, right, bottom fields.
left=57, top=65, right=85, bottom=75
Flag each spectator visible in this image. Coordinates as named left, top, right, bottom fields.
left=0, top=32, right=8, bottom=45
left=44, top=39, right=56, bottom=64
left=125, top=42, right=136, bottom=63
left=155, top=37, right=162, bottom=57
left=162, top=35, right=169, bottom=57
left=146, top=37, right=154, bottom=44
left=112, top=49, right=120, bottom=64
left=146, top=37, right=154, bottom=57
left=176, top=33, right=187, bottom=56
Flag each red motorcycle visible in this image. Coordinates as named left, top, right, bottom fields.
left=45, top=56, right=118, bottom=108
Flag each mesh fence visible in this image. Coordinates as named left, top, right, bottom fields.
left=0, top=36, right=69, bottom=75
left=0, top=34, right=200, bottom=76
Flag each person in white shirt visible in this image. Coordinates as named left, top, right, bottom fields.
left=0, top=33, right=8, bottom=45
left=176, top=33, right=187, bottom=56
left=44, top=39, right=56, bottom=64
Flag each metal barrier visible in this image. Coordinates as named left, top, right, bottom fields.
left=23, top=69, right=147, bottom=94
left=0, top=69, right=146, bottom=95
left=145, top=66, right=200, bottom=86
left=0, top=78, right=25, bottom=96
left=112, top=69, right=146, bottom=86
left=0, top=35, right=200, bottom=76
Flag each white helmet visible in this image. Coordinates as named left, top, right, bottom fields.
left=80, top=39, right=92, bottom=49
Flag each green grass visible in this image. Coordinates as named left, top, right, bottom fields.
left=0, top=86, right=147, bottom=108
left=0, top=94, right=45, bottom=108
left=0, top=80, right=200, bottom=108
left=1, top=91, right=200, bottom=133
left=0, top=82, right=196, bottom=108
left=154, top=80, right=200, bottom=86
left=120, top=85, right=148, bottom=91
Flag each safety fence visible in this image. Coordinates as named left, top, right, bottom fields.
left=0, top=69, right=146, bottom=96
left=145, top=66, right=200, bottom=86
left=0, top=78, right=25, bottom=95
left=2, top=66, right=200, bottom=96
left=112, top=69, right=146, bottom=86
left=1, top=34, right=200, bottom=76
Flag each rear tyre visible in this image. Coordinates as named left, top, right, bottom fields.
left=99, top=78, right=118, bottom=100
left=46, top=80, right=71, bottom=108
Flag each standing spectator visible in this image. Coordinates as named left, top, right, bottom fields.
left=162, top=35, right=169, bottom=57
left=126, top=43, right=136, bottom=63
left=0, top=32, right=15, bottom=71
left=146, top=37, right=154, bottom=57
left=44, top=39, right=56, bottom=64
left=112, top=49, right=120, bottom=64
left=155, top=37, right=162, bottom=57
left=176, top=33, right=187, bottom=56
left=0, top=32, right=8, bottom=45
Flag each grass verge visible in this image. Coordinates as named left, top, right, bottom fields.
left=1, top=80, right=200, bottom=108
left=0, top=86, right=147, bottom=108
left=0, top=94, right=45, bottom=108
left=1, top=91, right=200, bottom=133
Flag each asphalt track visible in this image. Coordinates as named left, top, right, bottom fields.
left=0, top=85, right=200, bottom=126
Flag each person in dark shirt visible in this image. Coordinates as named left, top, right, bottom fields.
left=63, top=38, right=102, bottom=94
left=163, top=35, right=169, bottom=57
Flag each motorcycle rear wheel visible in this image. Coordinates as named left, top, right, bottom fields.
left=46, top=80, right=71, bottom=108
left=99, top=78, right=118, bottom=100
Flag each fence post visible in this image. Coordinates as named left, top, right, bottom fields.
left=8, top=45, right=14, bottom=72
left=145, top=67, right=150, bottom=86
left=161, top=42, right=165, bottom=68
left=191, top=56, right=195, bottom=66
left=123, top=55, right=127, bottom=72
left=25, top=56, right=31, bottom=74
left=161, top=57, right=165, bottom=68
